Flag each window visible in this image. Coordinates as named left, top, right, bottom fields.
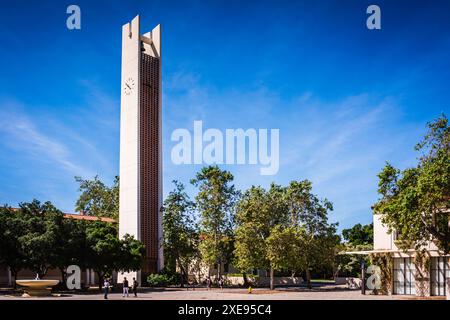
left=431, top=257, right=449, bottom=296
left=393, top=258, right=416, bottom=295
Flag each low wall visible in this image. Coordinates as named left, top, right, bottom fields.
left=258, top=276, right=303, bottom=286
left=225, top=276, right=303, bottom=286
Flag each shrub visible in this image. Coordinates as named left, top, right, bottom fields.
left=146, top=273, right=174, bottom=287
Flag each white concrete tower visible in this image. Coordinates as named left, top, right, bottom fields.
left=119, top=15, right=163, bottom=283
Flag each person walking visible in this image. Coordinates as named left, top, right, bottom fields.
left=219, top=277, right=224, bottom=290
left=122, top=277, right=129, bottom=298
left=132, top=277, right=138, bottom=297
left=206, top=276, right=211, bottom=290
left=103, top=278, right=110, bottom=299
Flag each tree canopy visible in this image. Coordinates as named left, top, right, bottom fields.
left=191, top=165, right=239, bottom=279
left=0, top=199, right=144, bottom=290
left=374, top=115, right=450, bottom=254
left=162, top=180, right=198, bottom=287
left=234, top=180, right=339, bottom=289
left=75, top=175, right=119, bottom=220
left=342, top=223, right=373, bottom=246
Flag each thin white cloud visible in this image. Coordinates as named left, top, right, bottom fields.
left=0, top=102, right=94, bottom=178
left=162, top=70, right=422, bottom=229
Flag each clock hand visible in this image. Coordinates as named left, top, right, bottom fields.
left=126, top=83, right=131, bottom=89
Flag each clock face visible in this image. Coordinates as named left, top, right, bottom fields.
left=124, top=77, right=136, bottom=95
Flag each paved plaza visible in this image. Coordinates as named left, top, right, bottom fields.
left=1, top=285, right=441, bottom=300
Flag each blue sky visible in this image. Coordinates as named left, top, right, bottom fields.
left=0, top=0, right=449, bottom=231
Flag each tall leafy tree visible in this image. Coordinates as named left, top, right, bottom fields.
left=234, top=184, right=289, bottom=289
left=374, top=115, right=450, bottom=254
left=50, top=217, right=87, bottom=286
left=18, top=200, right=62, bottom=278
left=284, top=180, right=339, bottom=288
left=84, top=221, right=144, bottom=291
left=85, top=220, right=121, bottom=290
left=191, top=166, right=238, bottom=279
left=75, top=175, right=119, bottom=220
left=162, top=181, right=198, bottom=287
left=0, top=206, right=27, bottom=287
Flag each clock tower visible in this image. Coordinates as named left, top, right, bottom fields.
left=119, top=15, right=163, bottom=283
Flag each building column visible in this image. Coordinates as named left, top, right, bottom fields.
left=7, top=267, right=12, bottom=287
left=91, top=269, right=96, bottom=285
left=86, top=268, right=90, bottom=287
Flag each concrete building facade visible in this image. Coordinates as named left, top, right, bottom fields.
left=118, top=15, right=163, bottom=284
left=373, top=213, right=449, bottom=296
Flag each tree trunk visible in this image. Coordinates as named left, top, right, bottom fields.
left=242, top=272, right=249, bottom=287
left=179, top=261, right=185, bottom=288
left=218, top=258, right=222, bottom=284
left=60, top=268, right=67, bottom=289
left=12, top=270, right=18, bottom=289
left=306, top=269, right=312, bottom=289
left=270, top=267, right=274, bottom=290
left=207, top=266, right=212, bottom=288
left=97, top=272, right=103, bottom=292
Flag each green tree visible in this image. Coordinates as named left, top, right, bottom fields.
left=117, top=234, right=146, bottom=274
left=85, top=220, right=144, bottom=291
left=75, top=175, right=119, bottom=220
left=0, top=202, right=86, bottom=286
left=342, top=223, right=373, bottom=246
left=162, top=181, right=198, bottom=287
left=18, top=200, right=63, bottom=278
left=266, top=225, right=305, bottom=283
left=234, top=184, right=289, bottom=290
left=374, top=115, right=450, bottom=254
left=51, top=218, right=87, bottom=286
left=284, top=180, right=339, bottom=288
left=0, top=206, right=27, bottom=288
left=191, top=166, right=238, bottom=280
left=1, top=199, right=143, bottom=291
left=337, top=222, right=373, bottom=278
left=85, top=221, right=121, bottom=290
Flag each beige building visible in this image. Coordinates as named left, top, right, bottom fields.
left=372, top=213, right=449, bottom=296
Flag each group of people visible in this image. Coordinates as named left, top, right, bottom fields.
left=103, top=276, right=139, bottom=299
left=205, top=276, right=225, bottom=290
left=102, top=275, right=226, bottom=298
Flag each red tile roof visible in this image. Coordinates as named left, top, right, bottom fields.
left=9, top=208, right=116, bottom=223
left=63, top=213, right=116, bottom=223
